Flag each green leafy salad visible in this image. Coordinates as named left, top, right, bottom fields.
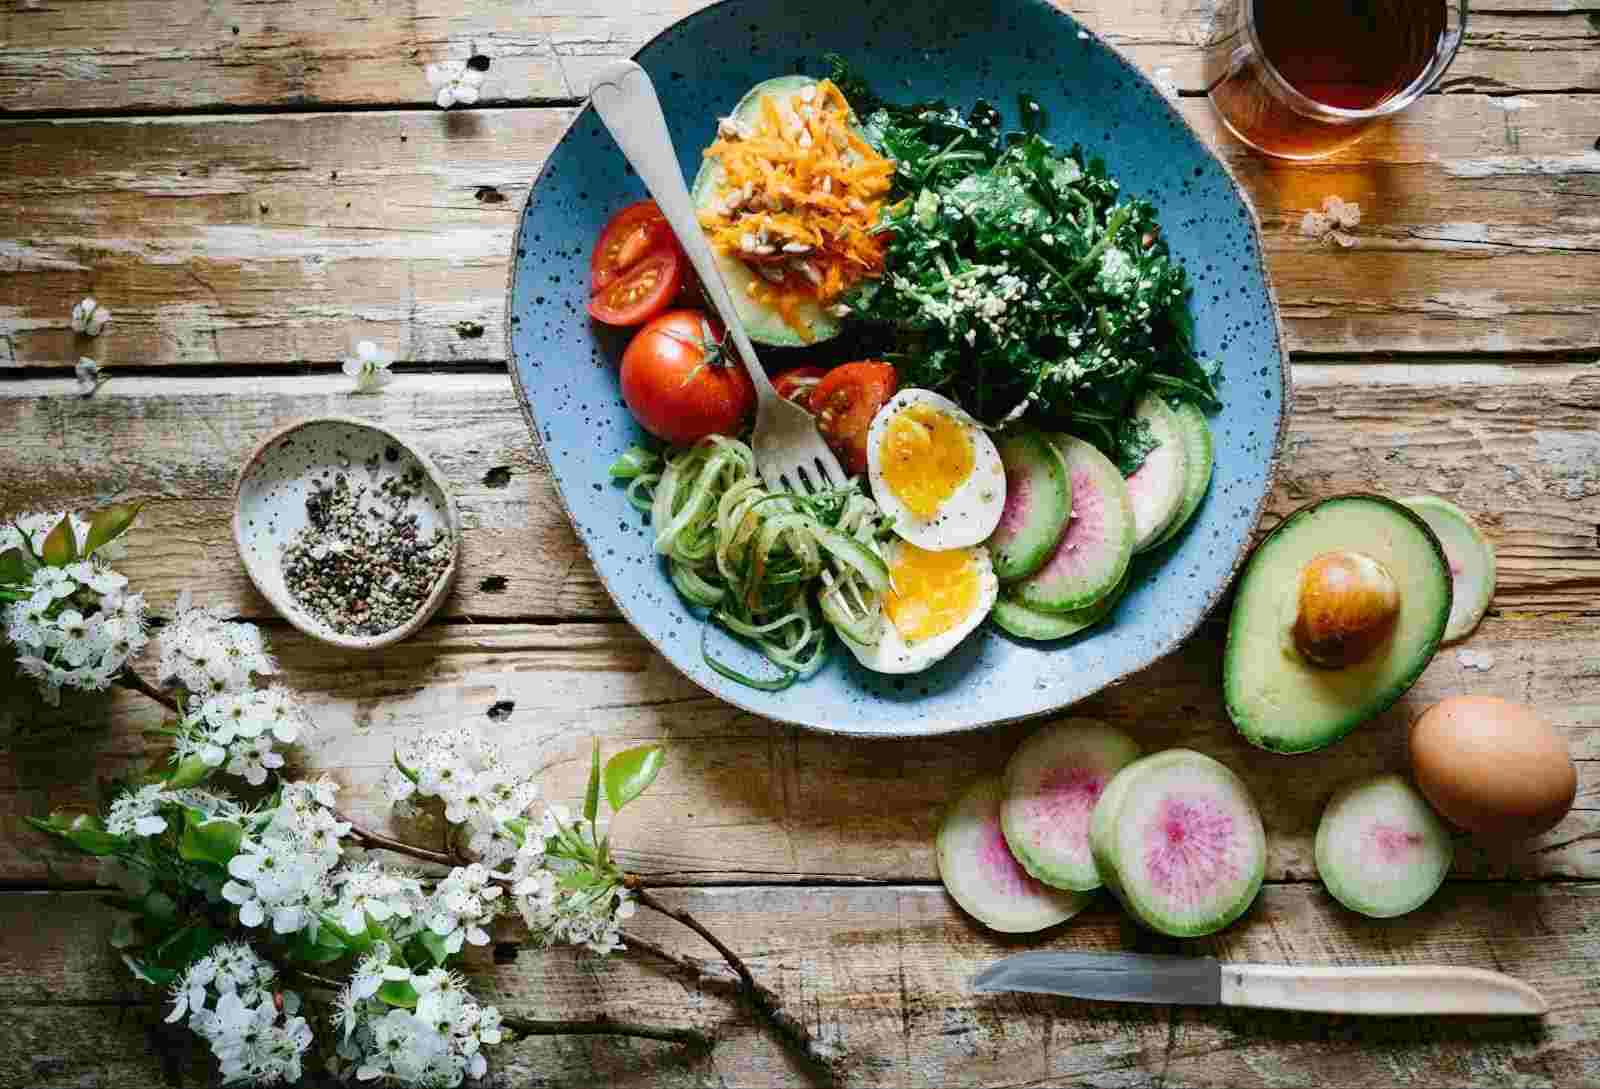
left=834, top=61, right=1221, bottom=473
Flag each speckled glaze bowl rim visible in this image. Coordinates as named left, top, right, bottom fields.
left=231, top=415, right=463, bottom=652
left=504, top=0, right=1291, bottom=739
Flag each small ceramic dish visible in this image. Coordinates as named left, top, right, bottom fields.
left=232, top=416, right=461, bottom=650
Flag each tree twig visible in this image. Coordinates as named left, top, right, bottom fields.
left=116, top=668, right=179, bottom=713
left=501, top=1014, right=712, bottom=1049
left=338, top=814, right=458, bottom=868
left=628, top=885, right=842, bottom=1083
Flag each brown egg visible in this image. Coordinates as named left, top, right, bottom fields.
left=1410, top=696, right=1576, bottom=839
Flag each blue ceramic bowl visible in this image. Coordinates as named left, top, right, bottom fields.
left=507, top=0, right=1287, bottom=737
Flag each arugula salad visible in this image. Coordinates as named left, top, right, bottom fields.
left=589, top=65, right=1222, bottom=689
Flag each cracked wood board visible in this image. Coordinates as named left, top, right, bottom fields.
left=2, top=365, right=1595, bottom=621
left=3, top=885, right=1599, bottom=1087
left=3, top=98, right=1598, bottom=362
left=5, top=613, right=1596, bottom=886
left=0, top=0, right=1593, bottom=112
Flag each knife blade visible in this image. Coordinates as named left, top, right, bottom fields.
left=971, top=951, right=1547, bottom=1016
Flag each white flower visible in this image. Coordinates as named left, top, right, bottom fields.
left=227, top=733, right=285, bottom=786
left=176, top=686, right=310, bottom=783
left=224, top=783, right=349, bottom=933
left=158, top=593, right=274, bottom=696
left=425, top=61, right=486, bottom=109
left=70, top=296, right=111, bottom=336
left=75, top=357, right=107, bottom=397
left=515, top=863, right=633, bottom=955
left=422, top=863, right=502, bottom=953
left=340, top=970, right=497, bottom=1085
left=105, top=783, right=173, bottom=837
left=342, top=339, right=396, bottom=393
left=333, top=860, right=425, bottom=935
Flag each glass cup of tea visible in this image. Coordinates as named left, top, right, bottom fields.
left=1201, top=0, right=1468, bottom=160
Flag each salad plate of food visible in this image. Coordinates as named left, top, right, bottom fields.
left=507, top=0, right=1287, bottom=736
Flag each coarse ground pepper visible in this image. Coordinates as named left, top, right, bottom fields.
left=280, top=452, right=453, bottom=636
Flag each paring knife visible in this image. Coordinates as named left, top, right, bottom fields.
left=971, top=952, right=1547, bottom=1016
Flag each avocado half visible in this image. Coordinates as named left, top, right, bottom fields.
left=690, top=75, right=846, bottom=348
left=1224, top=494, right=1452, bottom=754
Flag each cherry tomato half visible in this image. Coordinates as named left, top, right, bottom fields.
left=620, top=310, right=755, bottom=445
left=587, top=249, right=684, bottom=327
left=772, top=366, right=828, bottom=410
left=810, top=360, right=898, bottom=476
left=591, top=201, right=673, bottom=295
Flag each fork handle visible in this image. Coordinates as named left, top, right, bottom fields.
left=587, top=60, right=774, bottom=398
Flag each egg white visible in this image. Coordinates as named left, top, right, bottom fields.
left=866, top=388, right=1007, bottom=551
left=844, top=541, right=999, bottom=674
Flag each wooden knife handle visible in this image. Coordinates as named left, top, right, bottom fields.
left=1220, top=964, right=1547, bottom=1016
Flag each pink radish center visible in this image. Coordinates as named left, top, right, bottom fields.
left=1368, top=823, right=1424, bottom=863
left=1037, top=471, right=1103, bottom=577
left=979, top=815, right=1044, bottom=897
left=1143, top=794, right=1239, bottom=904
left=997, top=465, right=1032, bottom=536
left=1024, top=767, right=1104, bottom=849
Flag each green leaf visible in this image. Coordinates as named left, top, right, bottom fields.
left=417, top=929, right=451, bottom=967
left=285, top=923, right=349, bottom=965
left=583, top=737, right=602, bottom=824
left=603, top=744, right=664, bottom=812
left=84, top=502, right=143, bottom=556
left=393, top=750, right=420, bottom=784
left=0, top=547, right=31, bottom=587
left=151, top=922, right=222, bottom=969
left=122, top=954, right=177, bottom=987
left=178, top=810, right=243, bottom=867
left=35, top=813, right=126, bottom=856
left=40, top=514, right=78, bottom=567
left=504, top=817, right=528, bottom=847
left=377, top=979, right=419, bottom=1009
left=163, top=755, right=213, bottom=790
left=143, top=890, right=178, bottom=922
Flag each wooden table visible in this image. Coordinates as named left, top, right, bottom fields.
left=2, top=1, right=1598, bottom=1085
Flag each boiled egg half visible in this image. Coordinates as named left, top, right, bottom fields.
left=845, top=539, right=999, bottom=674
left=867, top=389, right=1006, bottom=551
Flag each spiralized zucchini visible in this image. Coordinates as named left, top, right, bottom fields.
left=611, top=437, right=890, bottom=689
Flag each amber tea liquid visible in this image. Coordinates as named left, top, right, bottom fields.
left=1208, top=0, right=1453, bottom=159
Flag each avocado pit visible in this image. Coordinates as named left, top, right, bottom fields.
left=1292, top=550, right=1400, bottom=669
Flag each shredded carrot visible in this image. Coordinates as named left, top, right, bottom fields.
left=698, top=79, right=892, bottom=340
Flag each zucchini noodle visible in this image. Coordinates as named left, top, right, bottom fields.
left=611, top=436, right=890, bottom=689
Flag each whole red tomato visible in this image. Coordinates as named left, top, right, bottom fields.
left=620, top=310, right=755, bottom=445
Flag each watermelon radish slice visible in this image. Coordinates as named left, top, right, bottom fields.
left=1399, top=496, right=1496, bottom=643
left=1126, top=395, right=1189, bottom=553
left=990, top=572, right=1130, bottom=642
left=987, top=431, right=1072, bottom=582
left=1089, top=749, right=1266, bottom=938
left=936, top=776, right=1092, bottom=932
left=1315, top=772, right=1453, bottom=919
left=1011, top=435, right=1134, bottom=614
left=1001, top=720, right=1142, bottom=891
left=1149, top=401, right=1214, bottom=550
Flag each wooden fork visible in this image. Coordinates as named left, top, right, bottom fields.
left=587, top=60, right=850, bottom=498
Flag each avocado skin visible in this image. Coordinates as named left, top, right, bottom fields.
left=1224, top=493, right=1452, bottom=754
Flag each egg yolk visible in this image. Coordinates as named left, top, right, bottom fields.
left=885, top=544, right=980, bottom=643
left=878, top=403, right=974, bottom=519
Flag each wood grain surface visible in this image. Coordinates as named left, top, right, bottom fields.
left=3, top=0, right=1599, bottom=1085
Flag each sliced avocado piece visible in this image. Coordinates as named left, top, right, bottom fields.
left=691, top=75, right=845, bottom=347
left=1224, top=494, right=1451, bottom=754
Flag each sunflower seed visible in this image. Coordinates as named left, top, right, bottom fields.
left=754, top=243, right=777, bottom=256
left=757, top=263, right=787, bottom=283
left=796, top=260, right=822, bottom=285
left=740, top=234, right=758, bottom=253
left=828, top=303, right=851, bottom=317
left=782, top=242, right=812, bottom=254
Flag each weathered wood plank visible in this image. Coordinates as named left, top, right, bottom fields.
left=2, top=363, right=1594, bottom=623
left=4, top=884, right=1599, bottom=1087
left=6, top=611, right=1597, bottom=887
left=0, top=0, right=1592, bottom=113
left=2, top=98, right=1600, bottom=361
